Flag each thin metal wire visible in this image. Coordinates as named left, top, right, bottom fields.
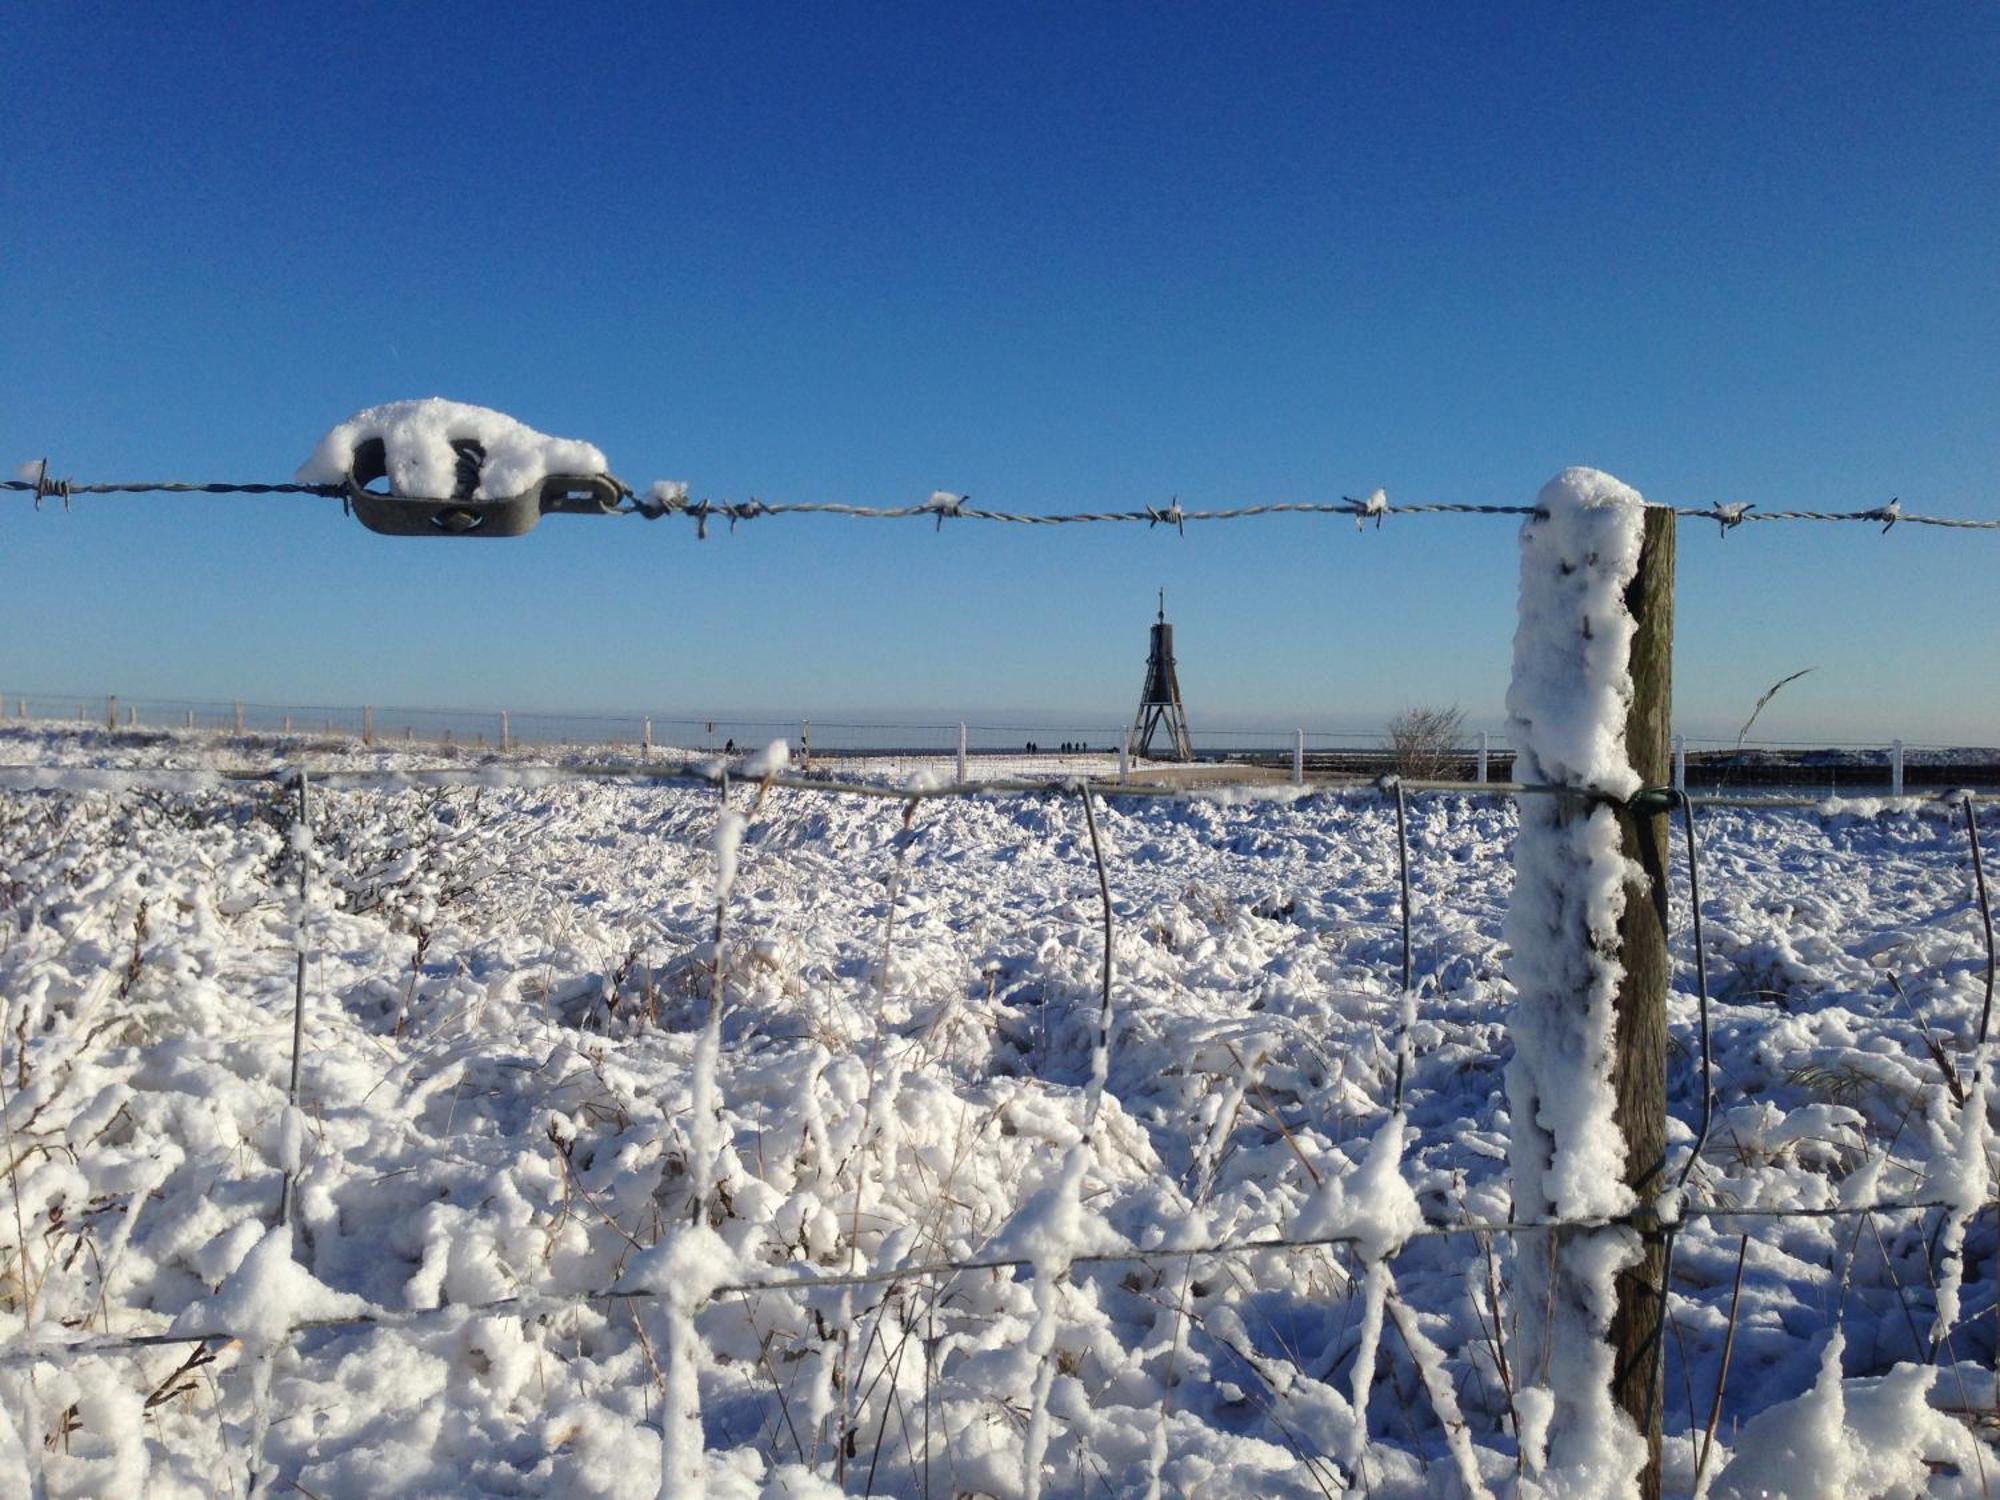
left=1391, top=778, right=1414, bottom=1112
left=1675, top=791, right=1715, bottom=1187
left=2, top=479, right=345, bottom=498
left=2, top=762, right=1995, bottom=813
left=1647, top=790, right=1717, bottom=1441
left=633, top=496, right=1544, bottom=526
left=0, top=1196, right=1976, bottom=1369
left=276, top=771, right=310, bottom=1229
left=1966, top=797, right=1995, bottom=1050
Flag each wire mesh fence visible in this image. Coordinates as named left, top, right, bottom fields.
left=0, top=743, right=1994, bottom=1496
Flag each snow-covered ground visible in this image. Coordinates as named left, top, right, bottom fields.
left=1, top=723, right=1994, bottom=1497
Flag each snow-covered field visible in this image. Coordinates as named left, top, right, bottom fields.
left=1, top=722, right=1995, bottom=1498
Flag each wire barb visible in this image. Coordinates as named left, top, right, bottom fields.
left=24, top=458, right=69, bottom=511
left=923, top=489, right=967, bottom=531
left=1345, top=488, right=1390, bottom=532
left=1706, top=502, right=1752, bottom=536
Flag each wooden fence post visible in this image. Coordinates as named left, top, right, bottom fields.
left=363, top=706, right=375, bottom=746
left=1477, top=730, right=1490, bottom=784
left=105, top=694, right=117, bottom=732
left=1293, top=728, right=1305, bottom=785
left=499, top=711, right=511, bottom=752
left=1609, top=505, right=1674, bottom=1499
left=957, top=721, right=969, bottom=783
left=1509, top=482, right=1674, bottom=1499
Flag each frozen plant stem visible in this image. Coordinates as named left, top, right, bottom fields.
left=835, top=797, right=920, bottom=1483
left=660, top=754, right=785, bottom=1499
left=1693, top=1235, right=1749, bottom=1499
left=658, top=770, right=748, bottom=1500
left=692, top=772, right=736, bottom=1223
left=1020, top=789, right=1117, bottom=1500
left=1965, top=799, right=1994, bottom=1050
left=0, top=1000, right=48, bottom=1500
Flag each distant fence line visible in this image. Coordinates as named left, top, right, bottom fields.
left=3, top=691, right=1996, bottom=795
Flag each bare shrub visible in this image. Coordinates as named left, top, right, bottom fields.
left=1388, top=705, right=1466, bottom=780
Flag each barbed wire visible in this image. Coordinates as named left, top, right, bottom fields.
left=7, top=473, right=1997, bottom=531
left=4, top=471, right=344, bottom=508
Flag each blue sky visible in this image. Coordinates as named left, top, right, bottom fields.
left=4, top=3, right=1995, bottom=743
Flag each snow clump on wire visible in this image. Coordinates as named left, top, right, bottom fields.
left=297, top=397, right=609, bottom=498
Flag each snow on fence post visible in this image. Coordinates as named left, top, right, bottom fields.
left=1672, top=733, right=1686, bottom=793
left=1891, top=737, right=1904, bottom=796
left=1477, top=730, right=1490, bottom=784
left=184, top=709, right=194, bottom=730
left=499, top=710, right=511, bottom=752
left=1293, top=728, right=1305, bottom=785
left=105, top=694, right=117, bottom=732
left=642, top=717, right=653, bottom=757
left=958, top=720, right=969, bottom=783
left=1118, top=740, right=1129, bottom=786
left=235, top=700, right=246, bottom=735
left=1503, top=470, right=1673, bottom=1500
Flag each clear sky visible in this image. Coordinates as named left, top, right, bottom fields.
left=3, top=3, right=1995, bottom=744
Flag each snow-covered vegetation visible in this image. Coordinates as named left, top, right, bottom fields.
left=0, top=719, right=1994, bottom=1497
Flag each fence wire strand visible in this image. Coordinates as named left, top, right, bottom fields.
left=7, top=475, right=1998, bottom=531
left=1, top=760, right=1995, bottom=811
left=0, top=1197, right=1979, bottom=1371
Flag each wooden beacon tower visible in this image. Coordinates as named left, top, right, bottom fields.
left=1127, top=589, right=1194, bottom=761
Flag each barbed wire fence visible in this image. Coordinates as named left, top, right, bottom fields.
left=5, top=467, right=1999, bottom=1492
left=0, top=752, right=1994, bottom=1497
left=8, top=465, right=2000, bottom=532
